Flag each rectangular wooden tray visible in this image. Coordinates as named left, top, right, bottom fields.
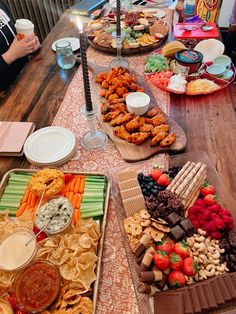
left=0, top=169, right=111, bottom=314
left=109, top=152, right=236, bottom=314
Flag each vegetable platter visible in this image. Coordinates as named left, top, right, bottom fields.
left=109, top=152, right=236, bottom=314
left=0, top=168, right=110, bottom=314
left=144, top=41, right=235, bottom=96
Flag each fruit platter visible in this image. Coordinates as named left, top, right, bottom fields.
left=85, top=10, right=169, bottom=55
left=110, top=152, right=236, bottom=313
left=90, top=62, right=187, bottom=162
left=0, top=168, right=110, bottom=314
left=144, top=41, right=235, bottom=96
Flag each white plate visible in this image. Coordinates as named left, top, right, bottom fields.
left=194, top=39, right=225, bottom=63
left=51, top=37, right=80, bottom=52
left=23, top=126, right=76, bottom=165
left=142, top=8, right=166, bottom=18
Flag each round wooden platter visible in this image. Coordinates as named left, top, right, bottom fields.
left=86, top=61, right=187, bottom=162
left=88, top=33, right=168, bottom=56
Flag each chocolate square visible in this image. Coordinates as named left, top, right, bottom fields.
left=154, top=272, right=167, bottom=290
left=154, top=291, right=184, bottom=314
left=180, top=219, right=196, bottom=236
left=165, top=212, right=181, bottom=226
left=168, top=225, right=185, bottom=242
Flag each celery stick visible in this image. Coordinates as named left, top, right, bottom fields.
left=81, top=209, right=104, bottom=218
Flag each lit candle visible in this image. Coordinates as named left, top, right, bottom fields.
left=77, top=19, right=93, bottom=112
left=116, top=0, right=121, bottom=36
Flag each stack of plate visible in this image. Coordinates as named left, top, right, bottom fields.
left=23, top=126, right=76, bottom=167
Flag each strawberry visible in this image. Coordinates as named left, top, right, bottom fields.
left=203, top=194, right=217, bottom=205
left=182, top=257, right=198, bottom=276
left=155, top=240, right=172, bottom=255
left=169, top=252, right=183, bottom=270
left=200, top=182, right=216, bottom=197
left=7, top=295, right=18, bottom=311
left=150, top=168, right=163, bottom=181
left=173, top=240, right=189, bottom=258
left=64, top=173, right=73, bottom=184
left=157, top=174, right=170, bottom=186
left=153, top=251, right=170, bottom=270
left=168, top=270, right=186, bottom=288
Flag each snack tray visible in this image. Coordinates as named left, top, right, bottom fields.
left=0, top=169, right=111, bottom=314
left=109, top=152, right=236, bottom=314
left=144, top=50, right=235, bottom=96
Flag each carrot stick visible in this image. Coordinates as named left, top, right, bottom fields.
left=69, top=178, right=77, bottom=192
left=75, top=194, right=82, bottom=209
left=66, top=191, right=74, bottom=203
left=73, top=208, right=80, bottom=225
left=73, top=178, right=81, bottom=194
left=60, top=185, right=67, bottom=195
left=16, top=202, right=28, bottom=217
left=21, top=188, right=30, bottom=203
left=30, top=194, right=38, bottom=208
left=71, top=194, right=79, bottom=209
left=26, top=192, right=33, bottom=205
left=78, top=177, right=85, bottom=194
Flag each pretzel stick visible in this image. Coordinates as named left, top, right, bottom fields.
left=181, top=164, right=206, bottom=199
left=184, top=173, right=207, bottom=210
left=167, top=161, right=192, bottom=191
left=174, top=162, right=202, bottom=196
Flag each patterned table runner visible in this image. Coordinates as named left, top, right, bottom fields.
left=52, top=46, right=170, bottom=313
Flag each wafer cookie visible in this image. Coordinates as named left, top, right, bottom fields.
left=119, top=177, right=139, bottom=190
left=181, top=164, right=206, bottom=199
left=123, top=194, right=146, bottom=217
left=174, top=162, right=202, bottom=196
left=184, top=172, right=207, bottom=210
left=117, top=170, right=137, bottom=182
left=170, top=162, right=196, bottom=193
left=120, top=186, right=143, bottom=200
left=167, top=161, right=192, bottom=191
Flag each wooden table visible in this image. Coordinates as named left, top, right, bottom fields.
left=0, top=11, right=236, bottom=202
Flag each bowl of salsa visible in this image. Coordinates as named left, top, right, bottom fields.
left=12, top=260, right=60, bottom=313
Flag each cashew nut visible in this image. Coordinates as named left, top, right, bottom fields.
left=206, top=264, right=215, bottom=271
left=187, top=238, right=194, bottom=247
left=194, top=273, right=199, bottom=281
left=207, top=246, right=215, bottom=253
left=195, top=235, right=205, bottom=243
left=199, top=269, right=207, bottom=279
left=208, top=258, right=220, bottom=265
left=198, top=228, right=206, bottom=236
left=216, top=264, right=226, bottom=272
left=219, top=248, right=225, bottom=254
left=205, top=268, right=215, bottom=277
left=212, top=251, right=220, bottom=259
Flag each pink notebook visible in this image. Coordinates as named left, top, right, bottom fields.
left=0, top=122, right=35, bottom=156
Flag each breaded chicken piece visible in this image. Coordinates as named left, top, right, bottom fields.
left=146, top=107, right=162, bottom=118
left=150, top=131, right=168, bottom=147
left=110, top=113, right=134, bottom=126
left=114, top=125, right=132, bottom=142
left=131, top=132, right=151, bottom=145
left=160, top=133, right=177, bottom=147
left=125, top=116, right=145, bottom=133
left=103, top=110, right=121, bottom=122
left=151, top=124, right=169, bottom=137
left=101, top=103, right=110, bottom=115
left=145, top=114, right=166, bottom=126
left=139, top=123, right=154, bottom=133
left=109, top=103, right=127, bottom=113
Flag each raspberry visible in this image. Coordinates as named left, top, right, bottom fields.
left=188, top=205, right=202, bottom=215
left=191, top=220, right=200, bottom=229
left=202, top=211, right=211, bottom=221
left=204, top=221, right=217, bottom=232
left=227, top=222, right=234, bottom=230
left=222, top=215, right=233, bottom=225
left=214, top=218, right=225, bottom=230
left=221, top=209, right=232, bottom=217
left=188, top=214, right=196, bottom=221
left=210, top=231, right=222, bottom=240
left=207, top=204, right=221, bottom=213
left=210, top=213, right=218, bottom=220
left=195, top=199, right=206, bottom=208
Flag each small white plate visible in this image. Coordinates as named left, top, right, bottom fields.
left=142, top=8, right=166, bottom=19
left=52, top=37, right=80, bottom=52
left=23, top=126, right=76, bottom=165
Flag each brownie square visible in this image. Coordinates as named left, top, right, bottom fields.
left=180, top=219, right=196, bottom=236
left=168, top=225, right=185, bottom=242
left=165, top=212, right=181, bottom=226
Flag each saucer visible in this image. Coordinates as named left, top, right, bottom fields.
left=52, top=37, right=80, bottom=52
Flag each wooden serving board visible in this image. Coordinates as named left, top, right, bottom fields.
left=88, top=61, right=187, bottom=162
left=88, top=32, right=168, bottom=56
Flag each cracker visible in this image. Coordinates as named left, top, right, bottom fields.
left=140, top=219, right=151, bottom=227
left=140, top=209, right=151, bottom=220
left=150, top=229, right=165, bottom=241
left=151, top=221, right=170, bottom=233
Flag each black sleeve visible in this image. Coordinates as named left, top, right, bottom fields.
left=0, top=54, right=10, bottom=71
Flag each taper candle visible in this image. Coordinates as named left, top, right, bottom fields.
left=78, top=26, right=93, bottom=112
left=116, top=0, right=121, bottom=36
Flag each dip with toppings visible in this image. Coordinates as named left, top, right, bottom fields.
left=13, top=260, right=60, bottom=312
left=35, top=196, right=73, bottom=234
left=0, top=231, right=37, bottom=271
left=175, top=49, right=203, bottom=74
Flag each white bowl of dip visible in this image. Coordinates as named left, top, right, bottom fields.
left=0, top=230, right=37, bottom=271
left=126, top=92, right=150, bottom=116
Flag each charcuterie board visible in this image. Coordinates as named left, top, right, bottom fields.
left=88, top=61, right=187, bottom=162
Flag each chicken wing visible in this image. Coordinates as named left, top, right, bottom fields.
left=108, top=103, right=127, bottom=113
left=146, top=107, right=162, bottom=118
left=110, top=113, right=134, bottom=127
left=131, top=132, right=151, bottom=145
left=125, top=116, right=145, bottom=133
left=114, top=125, right=132, bottom=143
left=150, top=131, right=168, bottom=147
left=103, top=110, right=121, bottom=122
left=145, top=114, right=166, bottom=126
left=101, top=103, right=110, bottom=115
left=139, top=124, right=154, bottom=133
left=151, top=124, right=169, bottom=137
left=160, top=133, right=177, bottom=147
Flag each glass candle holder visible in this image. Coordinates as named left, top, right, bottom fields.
left=110, top=31, right=129, bottom=68
left=56, top=40, right=76, bottom=70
